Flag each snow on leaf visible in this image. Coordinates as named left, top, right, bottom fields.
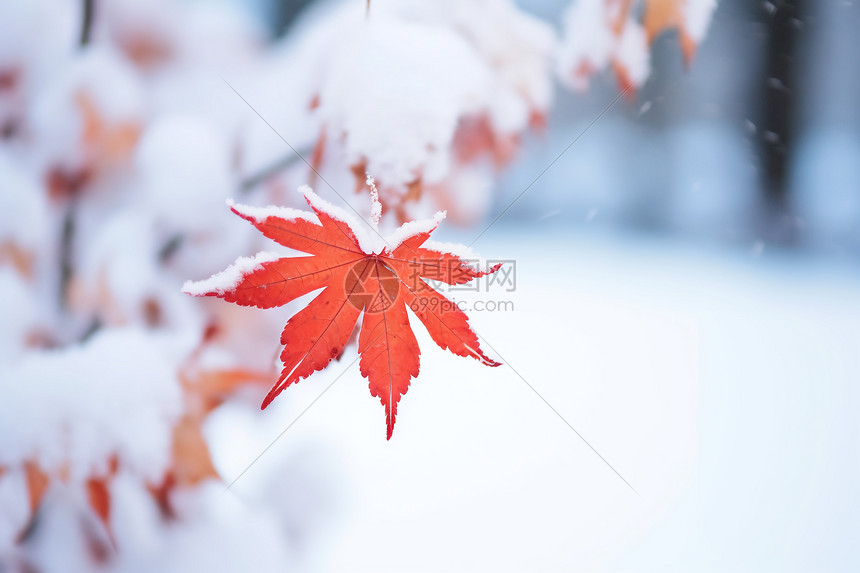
left=613, top=18, right=651, bottom=93
left=291, top=0, right=555, bottom=220
left=558, top=0, right=718, bottom=92
left=0, top=328, right=187, bottom=482
left=184, top=187, right=502, bottom=439
left=683, top=0, right=719, bottom=43
left=181, top=252, right=282, bottom=298
left=319, top=11, right=491, bottom=192
left=366, top=174, right=382, bottom=227
left=557, top=0, right=616, bottom=91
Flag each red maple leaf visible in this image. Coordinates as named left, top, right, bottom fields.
left=183, top=186, right=501, bottom=439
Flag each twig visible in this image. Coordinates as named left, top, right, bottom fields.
left=239, top=148, right=311, bottom=192
left=58, top=199, right=78, bottom=309
left=80, top=318, right=102, bottom=343
left=158, top=234, right=185, bottom=263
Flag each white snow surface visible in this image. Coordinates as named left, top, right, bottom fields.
left=286, top=230, right=860, bottom=573
left=0, top=328, right=189, bottom=483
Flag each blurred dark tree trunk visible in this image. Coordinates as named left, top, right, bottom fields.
left=274, top=0, right=316, bottom=37
left=80, top=0, right=94, bottom=46
left=761, top=0, right=804, bottom=205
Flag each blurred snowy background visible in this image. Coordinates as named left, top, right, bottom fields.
left=0, top=0, right=858, bottom=571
